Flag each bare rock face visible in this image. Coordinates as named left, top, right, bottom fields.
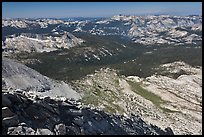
left=2, top=57, right=81, bottom=100
left=2, top=89, right=173, bottom=135
left=139, top=62, right=202, bottom=135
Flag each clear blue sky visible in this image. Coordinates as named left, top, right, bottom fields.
left=2, top=2, right=202, bottom=18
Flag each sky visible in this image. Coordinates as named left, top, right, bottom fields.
left=2, top=2, right=202, bottom=18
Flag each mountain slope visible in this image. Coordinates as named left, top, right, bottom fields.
left=2, top=57, right=81, bottom=100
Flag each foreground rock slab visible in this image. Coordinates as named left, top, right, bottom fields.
left=2, top=89, right=173, bottom=135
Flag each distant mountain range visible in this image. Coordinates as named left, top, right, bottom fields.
left=2, top=14, right=202, bottom=54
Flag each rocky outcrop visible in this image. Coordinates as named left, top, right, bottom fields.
left=2, top=57, right=81, bottom=100
left=2, top=89, right=173, bottom=135
left=160, top=61, right=202, bottom=76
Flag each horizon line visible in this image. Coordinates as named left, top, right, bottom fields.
left=2, top=14, right=202, bottom=20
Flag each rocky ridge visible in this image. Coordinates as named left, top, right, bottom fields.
left=3, top=31, right=84, bottom=53
left=2, top=89, right=174, bottom=135
left=73, top=62, right=202, bottom=135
